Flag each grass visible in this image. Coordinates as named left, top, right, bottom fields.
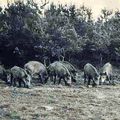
left=0, top=68, right=120, bottom=120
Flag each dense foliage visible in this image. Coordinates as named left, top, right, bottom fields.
left=0, top=1, right=120, bottom=68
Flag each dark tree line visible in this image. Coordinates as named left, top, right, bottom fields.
left=0, top=1, right=120, bottom=68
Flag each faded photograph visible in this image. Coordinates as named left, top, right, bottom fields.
left=0, top=0, right=120, bottom=119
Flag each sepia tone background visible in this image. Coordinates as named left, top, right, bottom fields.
left=0, top=0, right=120, bottom=19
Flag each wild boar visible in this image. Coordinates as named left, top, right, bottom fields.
left=7, top=66, right=31, bottom=88
left=100, top=62, right=114, bottom=85
left=47, top=61, right=71, bottom=86
left=24, top=61, right=48, bottom=84
left=0, top=65, right=7, bottom=82
left=59, top=61, right=78, bottom=82
left=84, top=63, right=100, bottom=87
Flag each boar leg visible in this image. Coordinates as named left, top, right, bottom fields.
left=99, top=76, right=102, bottom=85
left=53, top=76, right=57, bottom=85
left=21, top=80, right=25, bottom=87
left=10, top=78, right=13, bottom=86
left=39, top=74, right=43, bottom=84
left=18, top=79, right=22, bottom=87
left=87, top=77, right=91, bottom=87
left=49, top=75, right=55, bottom=84
left=58, top=77, right=62, bottom=85
left=9, top=74, right=13, bottom=86
left=107, top=75, right=111, bottom=85
left=92, top=79, right=97, bottom=87
left=22, top=79, right=27, bottom=87
left=84, top=73, right=87, bottom=85
left=109, top=76, right=115, bottom=85
left=13, top=78, right=17, bottom=87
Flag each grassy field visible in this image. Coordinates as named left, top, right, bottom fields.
left=0, top=81, right=120, bottom=120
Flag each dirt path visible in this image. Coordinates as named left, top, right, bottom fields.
left=0, top=84, right=120, bottom=120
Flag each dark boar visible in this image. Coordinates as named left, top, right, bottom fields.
left=59, top=61, right=78, bottom=82
left=47, top=61, right=71, bottom=86
left=84, top=63, right=100, bottom=87
left=0, top=65, right=7, bottom=82
left=7, top=66, right=32, bottom=88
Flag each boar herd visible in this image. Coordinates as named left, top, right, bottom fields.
left=0, top=61, right=115, bottom=88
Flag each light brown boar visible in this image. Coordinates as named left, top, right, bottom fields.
left=24, top=61, right=48, bottom=84
left=100, top=62, right=114, bottom=85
